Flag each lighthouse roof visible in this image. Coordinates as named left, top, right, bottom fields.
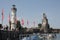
left=11, top=5, right=17, bottom=11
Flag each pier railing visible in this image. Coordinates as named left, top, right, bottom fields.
left=0, top=30, right=19, bottom=40
left=0, top=30, right=58, bottom=40
left=0, top=30, right=35, bottom=40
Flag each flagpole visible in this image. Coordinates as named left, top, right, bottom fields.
left=21, top=18, right=24, bottom=26
left=33, top=21, right=35, bottom=27
left=27, top=21, right=28, bottom=27
left=8, top=13, right=11, bottom=30
left=1, top=15, right=3, bottom=27
left=2, top=9, right=4, bottom=27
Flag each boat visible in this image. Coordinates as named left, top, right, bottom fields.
left=47, top=34, right=56, bottom=39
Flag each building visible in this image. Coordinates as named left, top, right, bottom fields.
left=11, top=5, right=17, bottom=31
left=40, top=13, right=50, bottom=32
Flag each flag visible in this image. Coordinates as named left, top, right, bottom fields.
left=2, top=9, right=4, bottom=21
left=33, top=21, right=35, bottom=27
left=27, top=20, right=29, bottom=25
left=2, top=9, right=4, bottom=25
left=8, top=13, right=10, bottom=22
left=21, top=19, right=24, bottom=25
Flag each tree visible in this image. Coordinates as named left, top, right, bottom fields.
left=16, top=20, right=22, bottom=31
left=47, top=24, right=50, bottom=29
left=9, top=21, right=11, bottom=30
left=0, top=24, right=3, bottom=30
left=38, top=23, right=42, bottom=28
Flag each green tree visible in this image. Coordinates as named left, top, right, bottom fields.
left=38, top=23, right=42, bottom=28
left=16, top=20, right=23, bottom=31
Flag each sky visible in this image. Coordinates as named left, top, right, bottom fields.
left=0, top=0, right=60, bottom=28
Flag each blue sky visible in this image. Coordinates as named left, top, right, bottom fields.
left=0, top=0, right=60, bottom=28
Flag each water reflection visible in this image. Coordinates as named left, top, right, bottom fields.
left=20, top=33, right=57, bottom=40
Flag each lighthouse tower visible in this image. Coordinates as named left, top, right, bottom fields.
left=41, top=13, right=49, bottom=32
left=11, top=5, right=17, bottom=31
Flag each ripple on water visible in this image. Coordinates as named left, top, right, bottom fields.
left=21, top=34, right=60, bottom=40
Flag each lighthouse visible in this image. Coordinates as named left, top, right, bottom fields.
left=40, top=13, right=50, bottom=32
left=11, top=5, right=17, bottom=31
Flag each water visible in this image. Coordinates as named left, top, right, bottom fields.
left=56, top=34, right=60, bottom=40
left=19, top=34, right=60, bottom=40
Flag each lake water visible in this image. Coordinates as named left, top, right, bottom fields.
left=19, top=34, right=60, bottom=40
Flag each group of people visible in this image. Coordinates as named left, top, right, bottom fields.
left=0, top=25, right=9, bottom=31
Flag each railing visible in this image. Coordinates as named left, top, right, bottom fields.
left=0, top=30, right=19, bottom=40
left=0, top=30, right=56, bottom=40
left=0, top=30, right=37, bottom=40
left=0, top=30, right=41, bottom=40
